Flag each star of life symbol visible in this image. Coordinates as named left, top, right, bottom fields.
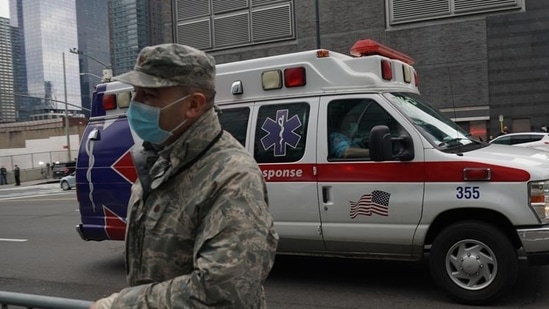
left=261, top=109, right=302, bottom=157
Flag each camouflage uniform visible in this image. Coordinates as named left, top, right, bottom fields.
left=96, top=44, right=279, bottom=309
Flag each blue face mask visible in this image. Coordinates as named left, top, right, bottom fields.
left=127, top=94, right=190, bottom=145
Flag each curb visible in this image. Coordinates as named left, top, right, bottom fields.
left=34, top=180, right=60, bottom=185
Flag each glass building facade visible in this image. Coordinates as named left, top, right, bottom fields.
left=109, top=0, right=150, bottom=75
left=0, top=17, right=16, bottom=123
left=76, top=0, right=110, bottom=118
left=9, top=0, right=31, bottom=121
left=16, top=0, right=81, bottom=112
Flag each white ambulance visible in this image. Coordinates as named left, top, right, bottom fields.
left=76, top=39, right=549, bottom=305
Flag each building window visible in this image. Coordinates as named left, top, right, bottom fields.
left=175, top=0, right=294, bottom=51
left=386, top=0, right=523, bottom=26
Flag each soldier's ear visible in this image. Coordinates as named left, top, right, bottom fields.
left=185, top=93, right=207, bottom=119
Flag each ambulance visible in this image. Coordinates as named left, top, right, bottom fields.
left=75, top=39, right=549, bottom=305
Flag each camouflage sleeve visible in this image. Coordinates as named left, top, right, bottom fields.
left=111, top=166, right=278, bottom=308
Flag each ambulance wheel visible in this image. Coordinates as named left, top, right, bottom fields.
left=428, top=221, right=517, bottom=305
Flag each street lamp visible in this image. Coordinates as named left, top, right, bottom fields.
left=69, top=48, right=112, bottom=82
left=79, top=72, right=102, bottom=80
left=62, top=52, right=71, bottom=162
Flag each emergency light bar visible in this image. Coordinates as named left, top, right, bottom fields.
left=103, top=94, right=116, bottom=110
left=350, top=39, right=415, bottom=65
left=102, top=91, right=132, bottom=111
left=261, top=67, right=307, bottom=90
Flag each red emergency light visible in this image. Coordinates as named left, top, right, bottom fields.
left=284, top=67, right=307, bottom=88
left=381, top=60, right=392, bottom=81
left=103, top=94, right=116, bottom=110
left=350, top=39, right=415, bottom=65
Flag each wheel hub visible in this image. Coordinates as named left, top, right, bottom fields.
left=445, top=239, right=499, bottom=291
left=461, top=254, right=481, bottom=275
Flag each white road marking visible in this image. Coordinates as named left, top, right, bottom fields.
left=0, top=238, right=28, bottom=242
left=0, top=192, right=68, bottom=201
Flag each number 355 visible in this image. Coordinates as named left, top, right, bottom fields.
left=456, top=186, right=480, bottom=199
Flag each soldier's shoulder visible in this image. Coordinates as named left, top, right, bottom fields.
left=207, top=134, right=263, bottom=174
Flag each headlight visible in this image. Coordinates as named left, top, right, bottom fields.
left=529, top=180, right=549, bottom=224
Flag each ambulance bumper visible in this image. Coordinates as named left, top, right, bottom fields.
left=76, top=224, right=87, bottom=241
left=517, top=226, right=549, bottom=265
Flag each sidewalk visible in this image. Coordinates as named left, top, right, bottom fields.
left=0, top=178, right=59, bottom=188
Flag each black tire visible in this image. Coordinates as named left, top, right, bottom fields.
left=61, top=181, right=71, bottom=191
left=428, top=221, right=517, bottom=305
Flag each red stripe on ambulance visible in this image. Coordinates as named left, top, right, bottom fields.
left=259, top=162, right=530, bottom=182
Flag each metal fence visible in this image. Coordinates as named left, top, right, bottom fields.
left=0, top=291, right=92, bottom=309
left=0, top=150, right=78, bottom=171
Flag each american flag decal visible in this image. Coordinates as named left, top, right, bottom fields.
left=350, top=190, right=391, bottom=218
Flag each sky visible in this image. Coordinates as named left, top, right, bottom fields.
left=0, top=0, right=9, bottom=18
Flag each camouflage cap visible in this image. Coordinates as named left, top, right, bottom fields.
left=113, top=44, right=216, bottom=89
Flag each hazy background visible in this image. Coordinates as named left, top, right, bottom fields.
left=0, top=0, right=9, bottom=18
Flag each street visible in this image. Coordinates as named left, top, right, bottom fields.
left=1, top=185, right=549, bottom=308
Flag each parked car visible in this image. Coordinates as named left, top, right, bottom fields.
left=489, top=132, right=549, bottom=152
left=60, top=172, right=76, bottom=190
left=52, top=161, right=76, bottom=179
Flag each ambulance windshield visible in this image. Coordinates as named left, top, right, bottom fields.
left=384, top=92, right=483, bottom=151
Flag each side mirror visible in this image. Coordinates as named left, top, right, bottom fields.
left=370, top=125, right=415, bottom=161
left=369, top=126, right=393, bottom=161
left=392, top=135, right=415, bottom=161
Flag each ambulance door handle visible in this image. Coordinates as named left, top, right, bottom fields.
left=322, top=186, right=332, bottom=205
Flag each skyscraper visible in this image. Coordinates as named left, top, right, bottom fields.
left=9, top=0, right=31, bottom=121
left=12, top=0, right=81, bottom=113
left=75, top=0, right=110, bottom=118
left=0, top=17, right=16, bottom=123
left=109, top=0, right=150, bottom=75
left=109, top=0, right=173, bottom=76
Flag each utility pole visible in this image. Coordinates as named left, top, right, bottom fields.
left=63, top=52, right=71, bottom=162
left=315, top=0, right=321, bottom=49
left=69, top=48, right=112, bottom=82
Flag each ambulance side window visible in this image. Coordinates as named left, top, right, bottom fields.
left=328, top=99, right=399, bottom=160
left=254, top=103, right=310, bottom=163
left=218, top=107, right=250, bottom=147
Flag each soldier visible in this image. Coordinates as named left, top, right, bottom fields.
left=90, top=44, right=278, bottom=309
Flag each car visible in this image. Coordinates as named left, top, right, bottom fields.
left=60, top=172, right=76, bottom=190
left=52, top=161, right=77, bottom=179
left=489, top=132, right=549, bottom=151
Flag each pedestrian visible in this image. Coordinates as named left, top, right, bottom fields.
left=13, top=165, right=20, bottom=186
left=498, top=126, right=510, bottom=136
left=90, top=44, right=278, bottom=309
left=0, top=165, right=7, bottom=185
left=502, top=126, right=510, bottom=134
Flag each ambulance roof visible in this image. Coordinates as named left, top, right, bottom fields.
left=215, top=48, right=419, bottom=105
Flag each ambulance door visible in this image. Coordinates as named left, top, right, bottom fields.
left=317, top=95, right=424, bottom=258
left=251, top=98, right=324, bottom=252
